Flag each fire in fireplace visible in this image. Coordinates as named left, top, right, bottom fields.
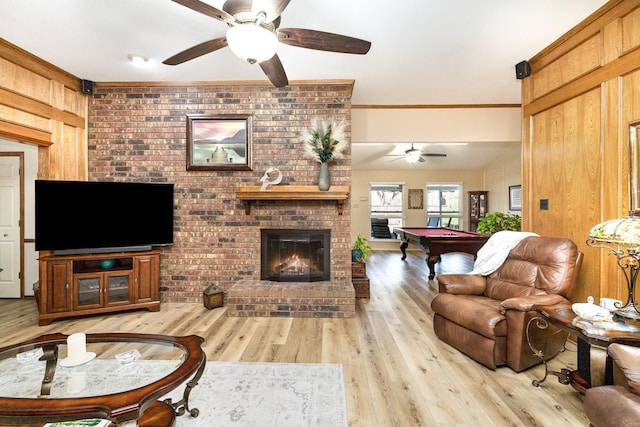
left=261, top=229, right=330, bottom=282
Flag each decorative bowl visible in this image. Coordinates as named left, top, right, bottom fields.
left=100, top=258, right=115, bottom=270
left=572, top=296, right=612, bottom=321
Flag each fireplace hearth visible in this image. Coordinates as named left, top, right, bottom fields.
left=261, top=229, right=330, bottom=282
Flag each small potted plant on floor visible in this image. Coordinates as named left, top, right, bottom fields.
left=352, top=234, right=372, bottom=262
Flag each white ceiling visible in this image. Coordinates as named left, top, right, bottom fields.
left=352, top=142, right=520, bottom=171
left=0, top=0, right=608, bottom=170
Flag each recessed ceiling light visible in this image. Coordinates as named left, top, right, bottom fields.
left=127, top=54, right=148, bottom=65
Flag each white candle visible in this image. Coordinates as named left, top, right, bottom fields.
left=67, top=332, right=86, bottom=365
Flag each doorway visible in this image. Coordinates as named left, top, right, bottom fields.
left=0, top=154, right=23, bottom=298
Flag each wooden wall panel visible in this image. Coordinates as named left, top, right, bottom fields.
left=528, top=90, right=601, bottom=303
left=532, top=35, right=601, bottom=100
left=0, top=57, right=52, bottom=104
left=0, top=104, right=50, bottom=132
left=523, top=1, right=640, bottom=304
left=0, top=38, right=88, bottom=180
left=622, top=7, right=640, bottom=52
left=63, top=86, right=85, bottom=116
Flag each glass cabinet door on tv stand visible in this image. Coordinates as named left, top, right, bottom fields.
left=73, top=272, right=133, bottom=310
left=468, top=191, right=488, bottom=232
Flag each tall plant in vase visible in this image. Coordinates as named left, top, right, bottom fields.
left=300, top=118, right=348, bottom=191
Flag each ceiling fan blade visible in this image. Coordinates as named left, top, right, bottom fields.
left=252, top=0, right=291, bottom=22
left=421, top=153, right=447, bottom=157
left=259, top=54, right=289, bottom=87
left=163, top=37, right=228, bottom=65
left=171, top=0, right=235, bottom=23
left=418, top=157, right=426, bottom=163
left=278, top=28, right=371, bottom=54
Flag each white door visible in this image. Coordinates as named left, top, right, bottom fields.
left=0, top=156, right=21, bottom=298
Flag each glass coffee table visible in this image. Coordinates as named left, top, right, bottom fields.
left=0, top=333, right=206, bottom=426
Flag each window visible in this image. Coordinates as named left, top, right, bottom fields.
left=426, top=183, right=462, bottom=229
left=370, top=183, right=404, bottom=238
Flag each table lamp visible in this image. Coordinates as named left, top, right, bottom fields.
left=587, top=213, right=640, bottom=319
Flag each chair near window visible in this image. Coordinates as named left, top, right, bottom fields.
left=427, top=217, right=439, bottom=227
left=371, top=218, right=392, bottom=238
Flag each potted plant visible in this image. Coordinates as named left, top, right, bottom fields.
left=476, top=212, right=522, bottom=235
left=352, top=233, right=372, bottom=262
left=300, top=118, right=348, bottom=191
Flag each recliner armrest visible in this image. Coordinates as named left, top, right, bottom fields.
left=436, top=274, right=486, bottom=295
left=609, top=343, right=640, bottom=394
left=499, top=294, right=567, bottom=313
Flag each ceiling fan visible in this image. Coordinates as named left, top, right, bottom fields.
left=385, top=144, right=447, bottom=163
left=163, top=0, right=371, bottom=88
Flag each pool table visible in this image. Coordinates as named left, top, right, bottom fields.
left=392, top=227, right=490, bottom=279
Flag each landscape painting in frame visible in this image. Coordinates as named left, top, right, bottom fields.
left=186, top=114, right=252, bottom=171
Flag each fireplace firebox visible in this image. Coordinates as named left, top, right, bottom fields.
left=261, top=229, right=330, bottom=282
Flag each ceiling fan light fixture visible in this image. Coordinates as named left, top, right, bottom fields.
left=406, top=150, right=421, bottom=163
left=127, top=54, right=148, bottom=65
left=227, top=23, right=278, bottom=64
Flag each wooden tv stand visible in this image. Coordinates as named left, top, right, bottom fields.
left=36, top=250, right=161, bottom=326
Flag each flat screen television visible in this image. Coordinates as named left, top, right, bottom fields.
left=35, top=180, right=174, bottom=255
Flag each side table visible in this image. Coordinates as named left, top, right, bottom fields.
left=529, top=304, right=640, bottom=392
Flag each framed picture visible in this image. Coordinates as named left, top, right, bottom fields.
left=186, top=114, right=252, bottom=171
left=408, top=188, right=424, bottom=209
left=509, top=185, right=522, bottom=211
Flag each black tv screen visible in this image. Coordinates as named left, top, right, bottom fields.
left=35, top=180, right=174, bottom=254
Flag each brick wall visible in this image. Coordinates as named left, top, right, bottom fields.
left=87, top=82, right=353, bottom=303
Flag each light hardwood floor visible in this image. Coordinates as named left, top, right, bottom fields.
left=0, top=251, right=588, bottom=426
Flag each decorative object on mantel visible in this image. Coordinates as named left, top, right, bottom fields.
left=300, top=118, right=347, bottom=191
left=352, top=233, right=372, bottom=262
left=587, top=213, right=640, bottom=319
left=259, top=167, right=282, bottom=191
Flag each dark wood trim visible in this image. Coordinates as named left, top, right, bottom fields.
left=352, top=103, right=521, bottom=109
left=96, top=79, right=356, bottom=88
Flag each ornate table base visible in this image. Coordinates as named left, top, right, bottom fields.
left=526, top=316, right=573, bottom=387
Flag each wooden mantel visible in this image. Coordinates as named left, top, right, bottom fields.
left=237, top=185, right=350, bottom=215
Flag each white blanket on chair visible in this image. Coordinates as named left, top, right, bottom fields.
left=469, top=230, right=539, bottom=276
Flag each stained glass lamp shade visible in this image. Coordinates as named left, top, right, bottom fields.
left=587, top=215, right=640, bottom=319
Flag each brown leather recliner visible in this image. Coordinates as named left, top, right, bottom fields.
left=584, top=343, right=640, bottom=427
left=431, top=236, right=582, bottom=372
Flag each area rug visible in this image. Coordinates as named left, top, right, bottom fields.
left=167, top=362, right=347, bottom=427
left=0, top=359, right=347, bottom=427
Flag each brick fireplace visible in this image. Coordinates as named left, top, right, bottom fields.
left=88, top=81, right=354, bottom=317
left=261, top=229, right=330, bottom=282
left=225, top=227, right=355, bottom=318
